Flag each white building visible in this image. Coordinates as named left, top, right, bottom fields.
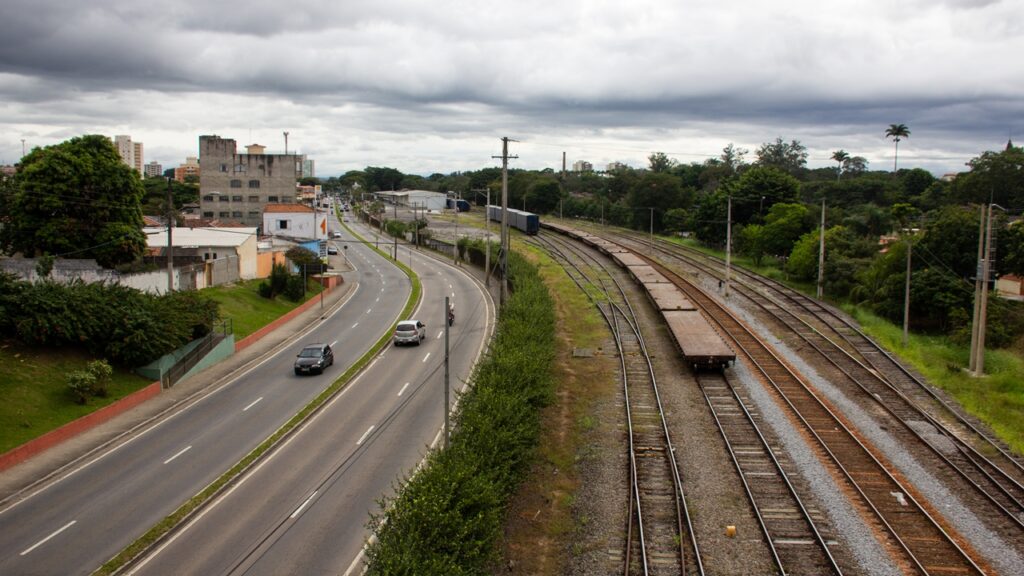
left=374, top=189, right=448, bottom=212
left=262, top=203, right=329, bottom=240
left=573, top=160, right=593, bottom=172
left=114, top=135, right=144, bottom=173
left=144, top=226, right=259, bottom=281
left=144, top=161, right=163, bottom=179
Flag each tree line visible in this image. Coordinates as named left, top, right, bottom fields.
left=328, top=137, right=1024, bottom=345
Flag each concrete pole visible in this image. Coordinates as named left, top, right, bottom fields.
left=500, top=138, right=510, bottom=308
left=969, top=204, right=985, bottom=373
left=166, top=177, right=174, bottom=293
left=975, top=204, right=995, bottom=375
left=725, top=195, right=732, bottom=298
left=817, top=198, right=826, bottom=299
left=902, top=235, right=911, bottom=347
left=485, top=187, right=491, bottom=287
left=649, top=207, right=654, bottom=255
left=444, top=296, right=450, bottom=449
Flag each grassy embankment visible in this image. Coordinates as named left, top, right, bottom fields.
left=0, top=279, right=324, bottom=454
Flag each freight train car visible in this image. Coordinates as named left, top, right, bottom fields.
left=488, top=205, right=540, bottom=235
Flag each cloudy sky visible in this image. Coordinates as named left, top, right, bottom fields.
left=1, top=0, right=1021, bottom=177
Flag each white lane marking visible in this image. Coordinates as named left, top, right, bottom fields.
left=436, top=331, right=444, bottom=339
left=330, top=340, right=338, bottom=347
left=164, top=445, right=192, bottom=465
left=356, top=426, right=375, bottom=446
left=367, top=308, right=372, bottom=314
left=21, top=520, right=76, bottom=556
left=242, top=397, right=263, bottom=412
left=397, top=382, right=410, bottom=396
left=352, top=323, right=359, bottom=329
left=422, top=352, right=431, bottom=363
left=290, top=491, right=318, bottom=519
left=449, top=284, right=453, bottom=290
left=375, top=297, right=380, bottom=303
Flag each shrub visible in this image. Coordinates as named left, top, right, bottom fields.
left=257, top=281, right=273, bottom=299
left=366, top=251, right=555, bottom=573
left=268, top=263, right=289, bottom=297
left=66, top=359, right=113, bottom=404
left=284, top=274, right=306, bottom=302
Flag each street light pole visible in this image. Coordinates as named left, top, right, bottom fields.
left=444, top=296, right=451, bottom=449
left=166, top=176, right=174, bottom=293
left=817, top=198, right=825, bottom=299
left=725, top=195, right=732, bottom=297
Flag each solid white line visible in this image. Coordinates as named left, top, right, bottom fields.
left=397, top=382, right=410, bottom=396
left=242, top=397, right=263, bottom=412
left=356, top=426, right=375, bottom=446
left=20, top=520, right=76, bottom=556
left=163, top=445, right=192, bottom=465
left=290, top=491, right=318, bottom=519
left=422, top=352, right=431, bottom=363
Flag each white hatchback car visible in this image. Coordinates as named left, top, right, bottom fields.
left=393, top=320, right=426, bottom=346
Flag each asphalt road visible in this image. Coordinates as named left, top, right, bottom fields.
left=128, top=217, right=493, bottom=575
left=0, top=217, right=421, bottom=575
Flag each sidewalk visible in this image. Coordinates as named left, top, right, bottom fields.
left=0, top=270, right=356, bottom=503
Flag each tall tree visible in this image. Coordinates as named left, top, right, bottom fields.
left=832, top=150, right=850, bottom=181
left=647, top=152, right=678, bottom=173
left=1, top=135, right=146, bottom=268
left=885, top=123, right=911, bottom=172
left=755, top=138, right=808, bottom=175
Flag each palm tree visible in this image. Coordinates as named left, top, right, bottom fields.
left=831, top=149, right=849, bottom=181
left=885, top=123, right=910, bottom=172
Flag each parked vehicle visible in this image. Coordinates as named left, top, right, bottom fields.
left=393, top=320, right=426, bottom=346
left=327, top=245, right=339, bottom=255
left=294, top=343, right=334, bottom=375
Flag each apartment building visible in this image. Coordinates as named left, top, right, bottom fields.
left=573, top=160, right=593, bottom=172
left=175, top=156, right=200, bottom=182
left=199, top=135, right=305, bottom=228
left=144, top=161, right=163, bottom=179
left=114, top=135, right=144, bottom=173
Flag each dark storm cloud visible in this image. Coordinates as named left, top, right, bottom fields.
left=1, top=0, right=1022, bottom=174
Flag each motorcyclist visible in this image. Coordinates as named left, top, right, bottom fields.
left=448, top=303, right=455, bottom=326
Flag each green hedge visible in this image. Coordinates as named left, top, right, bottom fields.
left=0, top=272, right=218, bottom=367
left=366, top=250, right=556, bottom=574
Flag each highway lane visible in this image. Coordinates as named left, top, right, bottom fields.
left=0, top=219, right=410, bottom=576
left=130, top=220, right=493, bottom=575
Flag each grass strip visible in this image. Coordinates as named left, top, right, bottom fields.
left=96, top=224, right=421, bottom=575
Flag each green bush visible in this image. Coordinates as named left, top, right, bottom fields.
left=268, top=263, right=289, bottom=297
left=366, top=251, right=555, bottom=573
left=284, top=274, right=306, bottom=302
left=0, top=277, right=218, bottom=367
left=66, top=359, right=113, bottom=404
left=257, top=281, right=273, bottom=298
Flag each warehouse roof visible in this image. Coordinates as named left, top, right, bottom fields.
left=143, top=227, right=257, bottom=248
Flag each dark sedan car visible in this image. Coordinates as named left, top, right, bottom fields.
left=294, top=343, right=334, bottom=375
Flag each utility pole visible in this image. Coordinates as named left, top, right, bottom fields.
left=969, top=205, right=985, bottom=373
left=974, top=203, right=1002, bottom=375
left=444, top=296, right=451, bottom=449
left=902, top=232, right=911, bottom=347
left=725, top=195, right=732, bottom=297
left=21, top=139, right=25, bottom=158
left=649, top=207, right=654, bottom=255
left=166, top=176, right=174, bottom=293
left=817, top=198, right=826, bottom=299
left=493, top=137, right=517, bottom=307
left=283, top=131, right=289, bottom=155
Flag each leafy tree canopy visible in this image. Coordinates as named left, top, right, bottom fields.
left=755, top=138, right=808, bottom=175
left=1, top=134, right=146, bottom=268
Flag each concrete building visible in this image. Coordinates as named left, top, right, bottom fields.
left=606, top=161, right=628, bottom=172
left=199, top=135, right=305, bottom=228
left=144, top=161, right=163, bottom=179
left=262, top=203, right=329, bottom=241
left=573, top=160, right=593, bottom=172
left=114, top=135, right=144, bottom=173
left=175, top=156, right=200, bottom=182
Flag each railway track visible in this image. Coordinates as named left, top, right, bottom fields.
left=532, top=233, right=699, bottom=575
left=612, top=231, right=1024, bottom=533
left=636, top=252, right=987, bottom=574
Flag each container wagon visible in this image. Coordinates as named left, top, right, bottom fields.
left=446, top=198, right=471, bottom=212
left=488, top=205, right=540, bottom=235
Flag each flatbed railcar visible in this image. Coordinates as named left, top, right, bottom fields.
left=488, top=205, right=540, bottom=235
left=541, top=221, right=734, bottom=371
